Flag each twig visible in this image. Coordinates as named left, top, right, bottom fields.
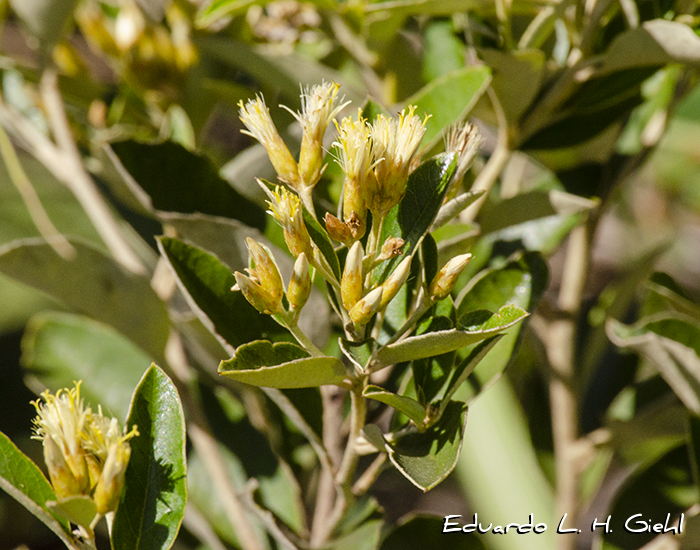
left=0, top=121, right=75, bottom=259
left=240, top=481, right=300, bottom=550
left=183, top=505, right=229, bottom=550
left=352, top=453, right=386, bottom=496
left=38, top=67, right=146, bottom=274
left=544, top=223, right=592, bottom=550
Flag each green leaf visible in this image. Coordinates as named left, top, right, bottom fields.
left=374, top=305, right=528, bottom=368
left=0, top=432, right=76, bottom=549
left=0, top=238, right=169, bottom=360
left=406, top=66, right=492, bottom=147
left=411, top=316, right=455, bottom=404
left=421, top=234, right=438, bottom=290
left=608, top=315, right=700, bottom=415
left=22, top=312, right=153, bottom=422
left=645, top=272, right=700, bottom=322
left=340, top=338, right=374, bottom=372
left=158, top=237, right=289, bottom=349
left=321, top=517, right=383, bottom=550
left=455, top=252, right=548, bottom=403
left=112, top=364, right=187, bottom=550
left=46, top=495, right=97, bottom=530
left=219, top=340, right=347, bottom=388
left=380, top=514, right=486, bottom=550
left=110, top=140, right=266, bottom=231
left=374, top=153, right=457, bottom=284
left=385, top=401, right=467, bottom=491
left=196, top=0, right=257, bottom=27
left=440, top=335, right=502, bottom=413
left=363, top=386, right=427, bottom=428
left=303, top=207, right=341, bottom=281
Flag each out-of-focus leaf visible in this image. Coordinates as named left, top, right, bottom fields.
left=192, top=385, right=306, bottom=541
left=321, top=517, right=382, bottom=550
left=421, top=234, right=438, bottom=290
left=9, top=0, right=77, bottom=47
left=522, top=95, right=642, bottom=150
left=374, top=305, right=528, bottom=368
left=608, top=315, right=700, bottom=414
left=478, top=190, right=597, bottom=235
left=112, top=364, right=187, bottom=550
left=158, top=238, right=290, bottom=349
left=406, top=67, right=491, bottom=146
left=422, top=20, right=465, bottom=82
left=385, top=401, right=467, bottom=491
left=110, top=140, right=266, bottom=231
left=456, top=379, right=555, bottom=550
left=361, top=99, right=390, bottom=121
left=22, top=312, right=152, bottom=421
left=219, top=340, right=347, bottom=388
left=645, top=272, right=700, bottom=322
left=0, top=238, right=169, bottom=360
left=600, top=19, right=700, bottom=75
left=455, top=252, right=548, bottom=403
left=365, top=0, right=506, bottom=18
left=479, top=48, right=545, bottom=123
left=380, top=514, right=486, bottom=550
left=363, top=386, right=427, bottom=427
left=197, top=37, right=365, bottom=107
left=602, top=446, right=695, bottom=550
left=374, top=153, right=457, bottom=284
left=0, top=432, right=75, bottom=549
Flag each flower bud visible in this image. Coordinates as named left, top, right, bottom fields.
left=234, top=271, right=285, bottom=315
left=286, top=81, right=349, bottom=188
left=325, top=212, right=354, bottom=246
left=342, top=241, right=364, bottom=311
left=263, top=184, right=315, bottom=259
left=445, top=121, right=481, bottom=186
left=380, top=256, right=412, bottom=309
left=349, top=286, right=384, bottom=325
left=239, top=97, right=300, bottom=189
left=428, top=253, right=472, bottom=301
left=246, top=238, right=284, bottom=305
left=93, top=442, right=131, bottom=515
left=288, top=253, right=311, bottom=314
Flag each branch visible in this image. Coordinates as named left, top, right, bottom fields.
left=38, top=67, right=146, bottom=274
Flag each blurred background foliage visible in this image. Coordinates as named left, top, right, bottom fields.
left=2, top=0, right=700, bottom=550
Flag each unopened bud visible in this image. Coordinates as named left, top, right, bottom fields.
left=93, top=443, right=131, bottom=515
left=288, top=253, right=311, bottom=314
left=325, top=213, right=354, bottom=246
left=428, top=253, right=472, bottom=301
left=342, top=241, right=364, bottom=311
left=234, top=272, right=284, bottom=315
left=380, top=256, right=411, bottom=309
left=378, top=237, right=405, bottom=261
left=446, top=121, right=482, bottom=186
left=349, top=286, right=384, bottom=325
left=246, top=239, right=284, bottom=305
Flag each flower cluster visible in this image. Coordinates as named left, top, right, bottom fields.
left=234, top=84, right=480, bottom=334
left=31, top=382, right=138, bottom=517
